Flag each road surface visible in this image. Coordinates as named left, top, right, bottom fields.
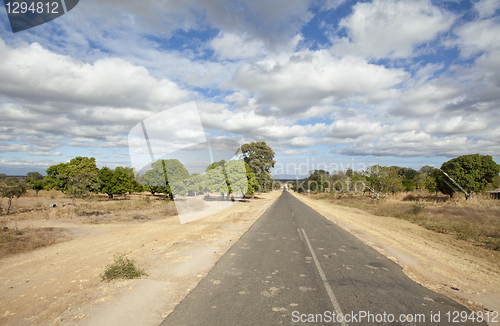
left=160, top=190, right=486, bottom=325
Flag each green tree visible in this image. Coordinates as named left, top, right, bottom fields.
left=415, top=166, right=438, bottom=192
left=26, top=172, right=45, bottom=196
left=45, top=157, right=99, bottom=193
left=245, top=162, right=258, bottom=197
left=66, top=172, right=98, bottom=202
left=124, top=167, right=144, bottom=193
left=402, top=178, right=416, bottom=192
left=164, top=159, right=190, bottom=197
left=205, top=163, right=229, bottom=199
left=0, top=178, right=27, bottom=214
left=225, top=160, right=248, bottom=198
left=98, top=167, right=133, bottom=200
left=44, top=162, right=70, bottom=192
left=484, top=175, right=500, bottom=192
left=184, top=173, right=205, bottom=196
left=241, top=141, right=276, bottom=192
left=304, top=170, right=330, bottom=193
left=424, top=175, right=438, bottom=194
left=98, top=167, right=115, bottom=199
left=140, top=160, right=171, bottom=197
left=27, top=171, right=44, bottom=180
left=362, top=165, right=403, bottom=199
left=419, top=165, right=436, bottom=176
left=140, top=159, right=188, bottom=199
left=436, top=154, right=500, bottom=200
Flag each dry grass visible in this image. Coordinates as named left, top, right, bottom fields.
left=0, top=223, right=68, bottom=259
left=309, top=191, right=500, bottom=250
left=0, top=190, right=181, bottom=258
left=2, top=191, right=178, bottom=223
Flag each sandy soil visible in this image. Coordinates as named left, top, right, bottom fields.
left=0, top=191, right=280, bottom=326
left=292, top=192, right=500, bottom=320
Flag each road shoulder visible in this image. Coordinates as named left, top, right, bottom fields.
left=291, top=192, right=500, bottom=316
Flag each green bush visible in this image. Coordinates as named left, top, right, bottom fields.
left=411, top=202, right=425, bottom=214
left=100, top=254, right=147, bottom=282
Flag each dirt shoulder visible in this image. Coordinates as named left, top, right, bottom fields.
left=0, top=192, right=280, bottom=326
left=292, top=192, right=500, bottom=317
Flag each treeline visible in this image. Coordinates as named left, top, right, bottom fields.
left=293, top=154, right=500, bottom=200
left=0, top=141, right=277, bottom=214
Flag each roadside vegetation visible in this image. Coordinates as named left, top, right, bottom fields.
left=0, top=190, right=179, bottom=259
left=0, top=219, right=67, bottom=258
left=307, top=191, right=500, bottom=250
left=100, top=253, right=147, bottom=282
left=293, top=154, right=500, bottom=251
left=0, top=141, right=276, bottom=258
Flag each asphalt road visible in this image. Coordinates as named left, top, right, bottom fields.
left=160, top=190, right=485, bottom=325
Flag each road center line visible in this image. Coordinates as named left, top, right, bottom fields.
left=301, top=228, right=347, bottom=326
left=297, top=228, right=304, bottom=241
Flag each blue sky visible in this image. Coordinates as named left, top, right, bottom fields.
left=0, top=0, right=499, bottom=177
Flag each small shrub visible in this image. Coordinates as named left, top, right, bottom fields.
left=100, top=254, right=147, bottom=282
left=411, top=202, right=425, bottom=214
left=142, top=196, right=151, bottom=203
left=453, top=221, right=477, bottom=241
left=50, top=195, right=55, bottom=199
left=485, top=238, right=500, bottom=251
left=35, top=202, right=43, bottom=208
left=403, top=194, right=417, bottom=201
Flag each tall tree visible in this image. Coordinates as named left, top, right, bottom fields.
left=27, top=171, right=44, bottom=180
left=124, top=167, right=144, bottom=193
left=241, top=141, right=276, bottom=192
left=98, top=167, right=132, bottom=200
left=205, top=164, right=228, bottom=199
left=66, top=172, right=98, bottom=202
left=362, top=165, right=403, bottom=199
left=225, top=160, right=248, bottom=198
left=26, top=171, right=45, bottom=196
left=245, top=162, right=258, bottom=197
left=45, top=157, right=99, bottom=194
left=304, top=170, right=330, bottom=193
left=0, top=178, right=27, bottom=214
left=436, top=154, right=500, bottom=200
left=139, top=159, right=188, bottom=199
left=183, top=173, right=205, bottom=196
left=164, top=159, right=190, bottom=197
left=140, top=160, right=171, bottom=197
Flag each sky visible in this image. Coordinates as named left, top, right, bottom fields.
left=0, top=0, right=499, bottom=177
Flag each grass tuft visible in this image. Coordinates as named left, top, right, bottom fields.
left=411, top=202, right=426, bottom=215
left=100, top=254, right=147, bottom=282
